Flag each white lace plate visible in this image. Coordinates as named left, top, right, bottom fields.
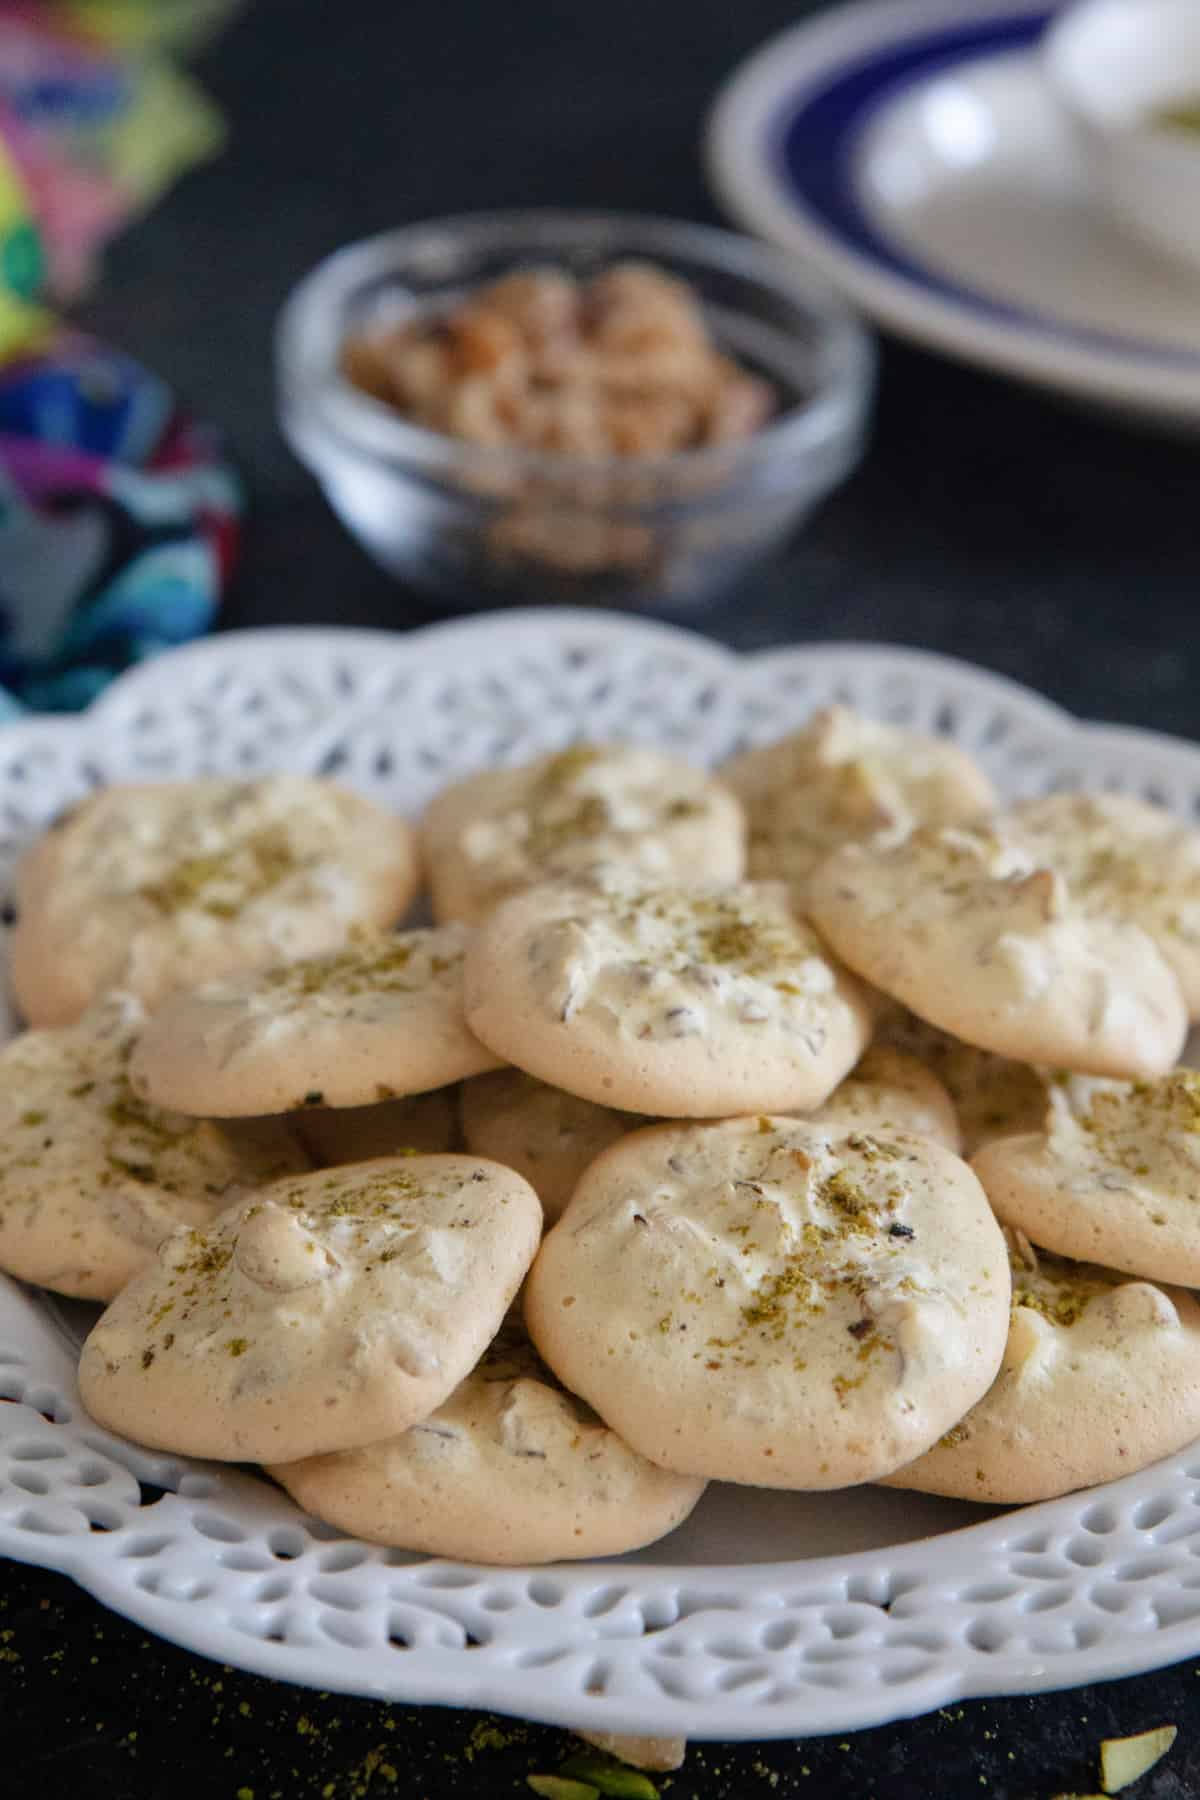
left=4, top=610, right=1200, bottom=1742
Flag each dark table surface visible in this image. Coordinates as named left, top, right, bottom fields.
left=4, top=0, right=1200, bottom=1794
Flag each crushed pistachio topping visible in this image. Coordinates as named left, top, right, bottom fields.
left=690, top=912, right=764, bottom=967
left=1, top=1016, right=299, bottom=1230
left=608, top=888, right=826, bottom=988
left=137, top=823, right=301, bottom=919
left=174, top=1236, right=232, bottom=1279
left=526, top=749, right=618, bottom=858
left=1051, top=1071, right=1200, bottom=1186
left=1013, top=1281, right=1105, bottom=1329
left=1152, top=100, right=1200, bottom=133
left=237, top=929, right=467, bottom=1007
left=1007, top=1233, right=1125, bottom=1328
left=1013, top=795, right=1200, bottom=944
left=686, top=1129, right=920, bottom=1382
left=481, top=745, right=716, bottom=870
left=534, top=746, right=607, bottom=792
left=1129, top=1071, right=1200, bottom=1133
left=736, top=709, right=993, bottom=885
left=528, top=877, right=849, bottom=1045
left=127, top=1161, right=496, bottom=1370
left=661, top=892, right=801, bottom=979
left=1077, top=841, right=1147, bottom=897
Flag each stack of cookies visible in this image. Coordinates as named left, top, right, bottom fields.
left=4, top=722, right=1200, bottom=1566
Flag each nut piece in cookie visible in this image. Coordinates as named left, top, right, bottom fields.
left=11, top=777, right=421, bottom=1027
left=0, top=994, right=309, bottom=1302
left=78, top=1155, right=543, bottom=1463
left=809, top=1044, right=961, bottom=1152
left=130, top=924, right=499, bottom=1117
left=885, top=1228, right=1200, bottom=1502
left=1007, top=791, right=1200, bottom=1019
left=421, top=743, right=745, bottom=925
left=973, top=1071, right=1200, bottom=1285
left=465, top=872, right=874, bottom=1117
left=524, top=1117, right=1010, bottom=1489
left=809, top=823, right=1187, bottom=1079
left=268, top=1312, right=705, bottom=1563
left=461, top=1069, right=646, bottom=1223
left=722, top=705, right=995, bottom=897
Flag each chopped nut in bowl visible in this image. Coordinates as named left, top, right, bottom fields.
left=342, top=262, right=776, bottom=459
left=276, top=211, right=875, bottom=609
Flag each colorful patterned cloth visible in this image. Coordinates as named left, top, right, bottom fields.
left=0, top=5, right=240, bottom=715
left=0, top=2, right=225, bottom=314
left=0, top=335, right=240, bottom=717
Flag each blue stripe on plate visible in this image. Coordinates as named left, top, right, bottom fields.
left=774, top=9, right=1200, bottom=369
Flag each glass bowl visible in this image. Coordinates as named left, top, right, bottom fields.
left=275, top=210, right=875, bottom=611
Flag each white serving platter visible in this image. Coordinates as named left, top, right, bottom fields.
left=4, top=610, right=1200, bottom=1738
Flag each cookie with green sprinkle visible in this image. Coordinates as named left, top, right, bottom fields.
left=130, top=924, right=501, bottom=1117
left=973, top=1070, right=1200, bottom=1284
left=885, top=1228, right=1200, bottom=1502
left=79, top=1153, right=543, bottom=1462
left=722, top=704, right=995, bottom=899
left=1007, top=791, right=1200, bottom=1020
left=524, top=1115, right=1009, bottom=1488
left=809, top=822, right=1187, bottom=1080
left=0, top=994, right=309, bottom=1302
left=465, top=871, right=874, bottom=1117
left=11, top=775, right=421, bottom=1027
left=421, top=743, right=744, bottom=926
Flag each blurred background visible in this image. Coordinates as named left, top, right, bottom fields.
left=1, top=0, right=1196, bottom=723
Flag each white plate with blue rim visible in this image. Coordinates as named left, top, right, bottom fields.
left=706, top=0, right=1200, bottom=427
